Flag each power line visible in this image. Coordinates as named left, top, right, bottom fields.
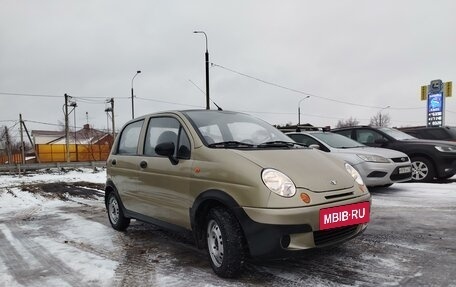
left=136, top=96, right=202, bottom=108
left=24, top=120, right=62, bottom=127
left=211, top=63, right=425, bottom=111
left=0, top=92, right=61, bottom=98
left=0, top=92, right=132, bottom=101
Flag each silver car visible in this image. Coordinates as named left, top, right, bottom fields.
left=287, top=131, right=412, bottom=187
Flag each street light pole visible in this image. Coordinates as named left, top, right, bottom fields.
left=378, top=105, right=390, bottom=127
left=298, top=96, right=310, bottom=125
left=131, top=70, right=141, bottom=119
left=194, top=31, right=210, bottom=110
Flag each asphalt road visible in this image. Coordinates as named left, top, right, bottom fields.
left=0, top=180, right=455, bottom=287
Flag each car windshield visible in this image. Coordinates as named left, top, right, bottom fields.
left=311, top=132, right=365, bottom=148
left=379, top=127, right=417, bottom=140
left=183, top=110, right=298, bottom=148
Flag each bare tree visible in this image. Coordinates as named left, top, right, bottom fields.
left=0, top=126, right=6, bottom=150
left=336, top=117, right=360, bottom=128
left=370, top=112, right=391, bottom=127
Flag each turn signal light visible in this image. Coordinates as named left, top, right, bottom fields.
left=300, top=192, right=310, bottom=204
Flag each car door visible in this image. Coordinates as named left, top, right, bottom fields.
left=137, top=116, right=194, bottom=228
left=108, top=119, right=145, bottom=211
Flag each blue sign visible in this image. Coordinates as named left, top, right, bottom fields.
left=427, top=93, right=444, bottom=127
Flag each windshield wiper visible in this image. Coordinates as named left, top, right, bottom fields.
left=257, top=141, right=303, bottom=148
left=207, top=141, right=254, bottom=148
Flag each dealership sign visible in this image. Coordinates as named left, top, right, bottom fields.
left=421, top=79, right=452, bottom=127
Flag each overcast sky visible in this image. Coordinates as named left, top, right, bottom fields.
left=1, top=0, right=455, bottom=139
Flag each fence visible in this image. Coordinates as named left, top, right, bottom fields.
left=0, top=153, right=24, bottom=164
left=0, top=144, right=112, bottom=164
left=35, top=144, right=111, bottom=162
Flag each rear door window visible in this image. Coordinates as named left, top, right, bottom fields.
left=117, top=120, right=144, bottom=155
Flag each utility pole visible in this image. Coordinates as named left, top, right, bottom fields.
left=21, top=119, right=40, bottom=163
left=64, top=93, right=70, bottom=162
left=4, top=126, right=12, bottom=165
left=19, top=114, right=25, bottom=164
left=105, top=98, right=115, bottom=141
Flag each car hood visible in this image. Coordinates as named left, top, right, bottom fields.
left=333, top=146, right=408, bottom=159
left=397, top=139, right=456, bottom=147
left=232, top=149, right=355, bottom=192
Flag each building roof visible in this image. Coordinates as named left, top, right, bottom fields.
left=32, top=124, right=112, bottom=145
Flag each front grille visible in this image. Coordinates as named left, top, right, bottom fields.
left=391, top=157, right=409, bottom=163
left=325, top=192, right=354, bottom=200
left=314, top=225, right=359, bottom=246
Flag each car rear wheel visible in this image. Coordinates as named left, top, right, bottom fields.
left=205, top=207, right=245, bottom=278
left=411, top=157, right=435, bottom=182
left=107, top=192, right=130, bottom=231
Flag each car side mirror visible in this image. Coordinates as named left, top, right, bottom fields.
left=308, top=144, right=321, bottom=150
left=155, top=142, right=179, bottom=165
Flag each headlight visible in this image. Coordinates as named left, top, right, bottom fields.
left=261, top=169, right=296, bottom=197
left=435, top=145, right=456, bottom=153
left=357, top=154, right=389, bottom=163
left=345, top=163, right=365, bottom=186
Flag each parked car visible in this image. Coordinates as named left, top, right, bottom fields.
left=105, top=110, right=371, bottom=278
left=287, top=131, right=412, bottom=187
left=332, top=126, right=456, bottom=182
left=398, top=126, right=456, bottom=142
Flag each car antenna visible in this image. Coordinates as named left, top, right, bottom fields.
left=211, top=100, right=223, bottom=111
left=188, top=79, right=222, bottom=110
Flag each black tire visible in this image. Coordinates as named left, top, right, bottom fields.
left=205, top=207, right=245, bottom=278
left=411, top=157, right=435, bottom=182
left=107, top=192, right=130, bottom=231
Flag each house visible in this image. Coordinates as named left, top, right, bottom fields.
left=32, top=124, right=113, bottom=146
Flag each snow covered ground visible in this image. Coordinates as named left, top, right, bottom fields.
left=0, top=168, right=455, bottom=286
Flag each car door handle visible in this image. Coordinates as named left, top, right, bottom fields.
left=140, top=160, right=148, bottom=169
left=111, top=159, right=117, bottom=165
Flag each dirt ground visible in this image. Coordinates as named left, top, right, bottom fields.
left=1, top=180, right=455, bottom=287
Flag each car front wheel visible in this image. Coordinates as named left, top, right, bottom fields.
left=107, top=192, right=130, bottom=231
left=206, top=207, right=245, bottom=278
left=411, top=157, right=435, bottom=182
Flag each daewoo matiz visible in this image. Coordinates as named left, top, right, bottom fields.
left=105, top=110, right=371, bottom=278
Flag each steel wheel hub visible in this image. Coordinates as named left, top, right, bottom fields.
left=207, top=219, right=224, bottom=267
left=109, top=196, right=120, bottom=224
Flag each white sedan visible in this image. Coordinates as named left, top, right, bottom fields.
left=287, top=131, right=412, bottom=188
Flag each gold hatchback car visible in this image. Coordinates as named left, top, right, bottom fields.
left=105, top=110, right=371, bottom=278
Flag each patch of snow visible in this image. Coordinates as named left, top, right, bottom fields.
left=33, top=236, right=117, bottom=287
left=0, top=168, right=106, bottom=189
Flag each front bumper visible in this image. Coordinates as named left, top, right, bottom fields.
left=233, top=193, right=371, bottom=258
left=354, top=161, right=412, bottom=187
left=434, top=154, right=456, bottom=177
